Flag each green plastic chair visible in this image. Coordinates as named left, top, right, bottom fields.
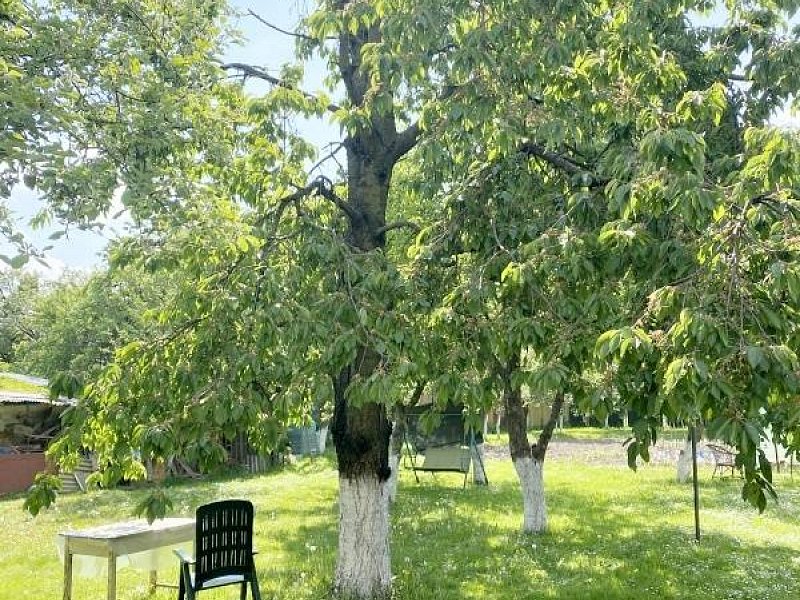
left=175, top=500, right=261, bottom=600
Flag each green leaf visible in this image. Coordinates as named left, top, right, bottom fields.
left=9, top=254, right=29, bottom=269
left=23, top=473, right=61, bottom=516
left=759, top=450, right=773, bottom=484
left=134, top=489, right=174, bottom=524
left=746, top=346, right=766, bottom=371
left=743, top=421, right=762, bottom=447
left=627, top=441, right=639, bottom=471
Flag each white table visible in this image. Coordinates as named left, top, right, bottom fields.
left=58, top=517, right=194, bottom=600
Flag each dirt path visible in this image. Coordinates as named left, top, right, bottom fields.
left=484, top=437, right=717, bottom=467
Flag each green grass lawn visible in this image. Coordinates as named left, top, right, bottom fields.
left=0, top=374, right=47, bottom=394
left=1, top=456, right=798, bottom=599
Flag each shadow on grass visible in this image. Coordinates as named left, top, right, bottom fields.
left=385, top=473, right=799, bottom=600
left=272, top=467, right=800, bottom=600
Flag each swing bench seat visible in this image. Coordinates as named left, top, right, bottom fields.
left=412, top=445, right=472, bottom=487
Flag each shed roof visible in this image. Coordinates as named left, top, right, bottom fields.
left=0, top=392, right=75, bottom=407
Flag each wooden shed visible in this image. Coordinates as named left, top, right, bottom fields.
left=0, top=391, right=73, bottom=494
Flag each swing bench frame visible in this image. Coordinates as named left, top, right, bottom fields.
left=403, top=412, right=488, bottom=488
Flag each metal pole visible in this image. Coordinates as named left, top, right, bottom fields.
left=691, top=424, right=700, bottom=542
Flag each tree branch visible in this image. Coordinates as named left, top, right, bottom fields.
left=520, top=142, right=585, bottom=175
left=392, top=122, right=421, bottom=161
left=531, top=390, right=565, bottom=461
left=392, top=85, right=459, bottom=161
left=309, top=142, right=346, bottom=177
left=314, top=177, right=360, bottom=222
left=261, top=176, right=359, bottom=229
left=407, top=381, right=426, bottom=408
left=247, top=9, right=323, bottom=42
left=220, top=62, right=341, bottom=113
left=520, top=141, right=608, bottom=188
left=374, top=220, right=421, bottom=237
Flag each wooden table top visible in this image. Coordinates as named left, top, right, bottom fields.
left=60, top=518, right=195, bottom=541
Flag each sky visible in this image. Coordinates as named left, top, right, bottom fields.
left=2, top=2, right=798, bottom=278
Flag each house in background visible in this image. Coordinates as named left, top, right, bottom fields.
left=0, top=391, right=73, bottom=494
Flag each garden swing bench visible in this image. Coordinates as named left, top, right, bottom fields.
left=403, top=408, right=487, bottom=488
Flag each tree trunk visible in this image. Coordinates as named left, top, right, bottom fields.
left=330, top=128, right=399, bottom=598
left=332, top=366, right=392, bottom=599
left=675, top=425, right=704, bottom=483
left=676, top=437, right=692, bottom=483
left=387, top=452, right=400, bottom=501
left=513, top=456, right=547, bottom=532
left=329, top=12, right=420, bottom=596
left=502, top=353, right=565, bottom=534
left=471, top=442, right=488, bottom=485
left=335, top=474, right=391, bottom=598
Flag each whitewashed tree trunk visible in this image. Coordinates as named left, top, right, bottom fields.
left=387, top=452, right=400, bottom=502
left=513, top=457, right=547, bottom=533
left=471, top=443, right=487, bottom=485
left=623, top=410, right=629, bottom=428
left=335, top=475, right=391, bottom=599
left=318, top=425, right=329, bottom=454
left=676, top=438, right=693, bottom=483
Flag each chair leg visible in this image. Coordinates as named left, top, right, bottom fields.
left=177, top=566, right=185, bottom=600
left=240, top=582, right=248, bottom=600
left=250, top=571, right=262, bottom=600
left=180, top=564, right=196, bottom=600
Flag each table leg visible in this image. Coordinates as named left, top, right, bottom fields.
left=149, top=570, right=158, bottom=594
left=107, top=553, right=116, bottom=600
left=63, top=541, right=73, bottom=600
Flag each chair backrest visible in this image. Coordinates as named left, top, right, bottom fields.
left=194, top=500, right=254, bottom=586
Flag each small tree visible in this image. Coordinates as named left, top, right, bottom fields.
left=0, top=270, right=41, bottom=363
left=13, top=266, right=173, bottom=383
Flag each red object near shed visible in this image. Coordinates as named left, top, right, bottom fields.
left=0, top=452, right=47, bottom=494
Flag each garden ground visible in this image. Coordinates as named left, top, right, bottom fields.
left=0, top=438, right=798, bottom=599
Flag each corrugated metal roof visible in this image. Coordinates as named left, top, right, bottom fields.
left=0, top=392, right=75, bottom=406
